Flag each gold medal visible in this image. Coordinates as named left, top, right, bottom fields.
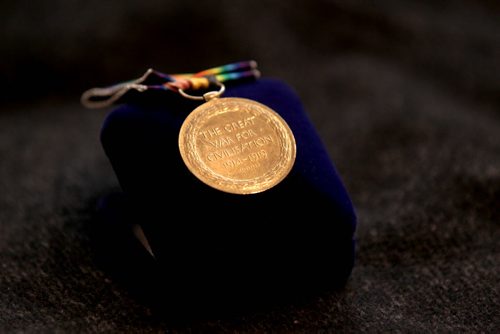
left=178, top=89, right=296, bottom=194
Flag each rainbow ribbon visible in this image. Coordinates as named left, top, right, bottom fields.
left=81, top=60, right=260, bottom=108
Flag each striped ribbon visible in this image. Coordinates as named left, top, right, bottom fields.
left=81, top=60, right=260, bottom=108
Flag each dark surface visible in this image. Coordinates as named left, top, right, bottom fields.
left=1, top=0, right=499, bottom=332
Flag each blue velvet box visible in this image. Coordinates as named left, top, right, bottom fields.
left=97, top=78, right=356, bottom=313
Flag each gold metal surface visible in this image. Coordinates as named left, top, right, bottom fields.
left=178, top=97, right=296, bottom=194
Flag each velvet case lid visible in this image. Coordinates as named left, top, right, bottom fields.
left=97, top=78, right=357, bottom=312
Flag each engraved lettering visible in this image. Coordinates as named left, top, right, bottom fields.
left=222, top=150, right=268, bottom=170
left=248, top=149, right=268, bottom=162
left=235, top=129, right=257, bottom=141
left=214, top=151, right=223, bottom=160
left=200, top=127, right=222, bottom=139
left=206, top=144, right=242, bottom=161
left=208, top=136, right=235, bottom=148
left=207, top=134, right=272, bottom=163
left=222, top=158, right=244, bottom=169
left=223, top=116, right=256, bottom=132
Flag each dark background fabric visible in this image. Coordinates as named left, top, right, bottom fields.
left=1, top=0, right=499, bottom=332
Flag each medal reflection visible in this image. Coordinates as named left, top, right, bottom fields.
left=179, top=87, right=296, bottom=194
